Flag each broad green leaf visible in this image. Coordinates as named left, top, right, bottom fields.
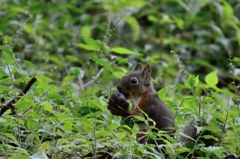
left=24, top=24, right=33, bottom=34
left=76, top=37, right=103, bottom=51
left=185, top=75, right=199, bottom=88
left=83, top=37, right=101, bottom=45
left=0, top=85, right=11, bottom=93
left=47, top=55, right=62, bottom=66
left=77, top=43, right=98, bottom=51
left=201, top=135, right=218, bottom=141
left=80, top=25, right=91, bottom=37
left=102, top=0, right=146, bottom=12
left=124, top=16, right=140, bottom=41
left=26, top=119, right=38, bottom=132
left=158, top=88, right=167, bottom=100
left=8, top=156, right=29, bottom=159
left=72, top=68, right=84, bottom=78
left=62, top=120, right=73, bottom=131
left=0, top=71, right=8, bottom=79
left=43, top=102, right=53, bottom=113
left=96, top=130, right=110, bottom=138
left=15, top=98, right=34, bottom=112
left=111, top=47, right=142, bottom=55
left=91, top=57, right=113, bottom=73
left=148, top=15, right=158, bottom=23
left=72, top=68, right=80, bottom=75
left=0, top=46, right=14, bottom=55
left=222, top=1, right=234, bottom=19
left=40, top=141, right=51, bottom=151
left=108, top=122, right=119, bottom=130
left=30, top=152, right=48, bottom=159
left=113, top=71, right=122, bottom=79
left=22, top=60, right=38, bottom=69
left=0, top=132, right=18, bottom=142
left=47, top=93, right=62, bottom=100
left=205, top=70, right=218, bottom=86
left=172, top=16, right=185, bottom=29
left=36, top=76, right=53, bottom=82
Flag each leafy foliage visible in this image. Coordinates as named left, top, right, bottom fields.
left=1, top=0, right=240, bottom=158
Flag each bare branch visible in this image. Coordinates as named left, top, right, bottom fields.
left=0, top=77, right=37, bottom=116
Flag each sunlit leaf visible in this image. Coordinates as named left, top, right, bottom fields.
left=22, top=60, right=38, bottom=69
left=111, top=47, right=141, bottom=55
left=185, top=75, right=199, bottom=88
left=158, top=88, right=167, bottom=100
left=43, top=102, right=54, bottom=113
left=91, top=57, right=113, bottom=73
left=205, top=70, right=218, bottom=86
left=62, top=121, right=72, bottom=131
left=27, top=119, right=38, bottom=132
left=124, top=16, right=140, bottom=41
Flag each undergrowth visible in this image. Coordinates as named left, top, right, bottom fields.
left=1, top=1, right=240, bottom=158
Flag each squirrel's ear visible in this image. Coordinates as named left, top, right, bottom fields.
left=134, top=63, right=142, bottom=71
left=142, top=64, right=152, bottom=78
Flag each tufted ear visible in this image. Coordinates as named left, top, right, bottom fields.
left=142, top=64, right=152, bottom=78
left=134, top=63, right=142, bottom=71
left=142, top=64, right=152, bottom=86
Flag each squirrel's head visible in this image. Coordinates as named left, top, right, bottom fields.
left=117, top=63, right=152, bottom=99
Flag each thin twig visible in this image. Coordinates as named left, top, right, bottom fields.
left=78, top=61, right=115, bottom=91
left=82, top=67, right=105, bottom=89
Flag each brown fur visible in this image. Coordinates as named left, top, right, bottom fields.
left=109, top=63, right=175, bottom=143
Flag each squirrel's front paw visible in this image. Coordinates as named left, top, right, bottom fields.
left=107, top=92, right=131, bottom=116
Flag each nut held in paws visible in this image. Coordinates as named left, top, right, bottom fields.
left=108, top=92, right=132, bottom=111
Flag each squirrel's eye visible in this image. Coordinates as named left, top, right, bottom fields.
left=131, top=78, right=138, bottom=84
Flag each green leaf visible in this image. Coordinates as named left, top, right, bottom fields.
left=30, top=152, right=48, bottom=159
left=0, top=71, right=8, bottom=79
left=80, top=25, right=91, bottom=37
left=0, top=46, right=14, bottom=55
left=26, top=119, right=38, bottom=132
left=83, top=37, right=100, bottom=45
left=0, top=132, right=18, bottom=142
left=91, top=57, right=113, bottom=73
left=0, top=85, right=11, bottom=93
left=72, top=68, right=84, bottom=78
left=62, top=120, right=73, bottom=131
left=36, top=76, right=53, bottom=82
left=201, top=135, right=218, bottom=141
left=77, top=43, right=98, bottom=51
left=8, top=156, right=29, bottom=159
left=96, top=130, right=110, bottom=138
left=72, top=68, right=80, bottom=75
left=113, top=71, right=122, bottom=79
left=222, top=1, right=234, bottom=19
left=76, top=37, right=104, bottom=51
left=43, top=102, right=54, bottom=113
left=22, top=60, right=38, bottom=69
left=40, top=141, right=51, bottom=151
left=108, top=122, right=119, bottom=130
left=15, top=97, right=34, bottom=112
left=185, top=75, right=199, bottom=88
left=124, top=16, right=140, bottom=41
left=205, top=70, right=218, bottom=86
left=158, top=88, right=167, bottom=100
left=111, top=47, right=142, bottom=55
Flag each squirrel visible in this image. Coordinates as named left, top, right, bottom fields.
left=108, top=63, right=175, bottom=144
left=107, top=63, right=228, bottom=158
